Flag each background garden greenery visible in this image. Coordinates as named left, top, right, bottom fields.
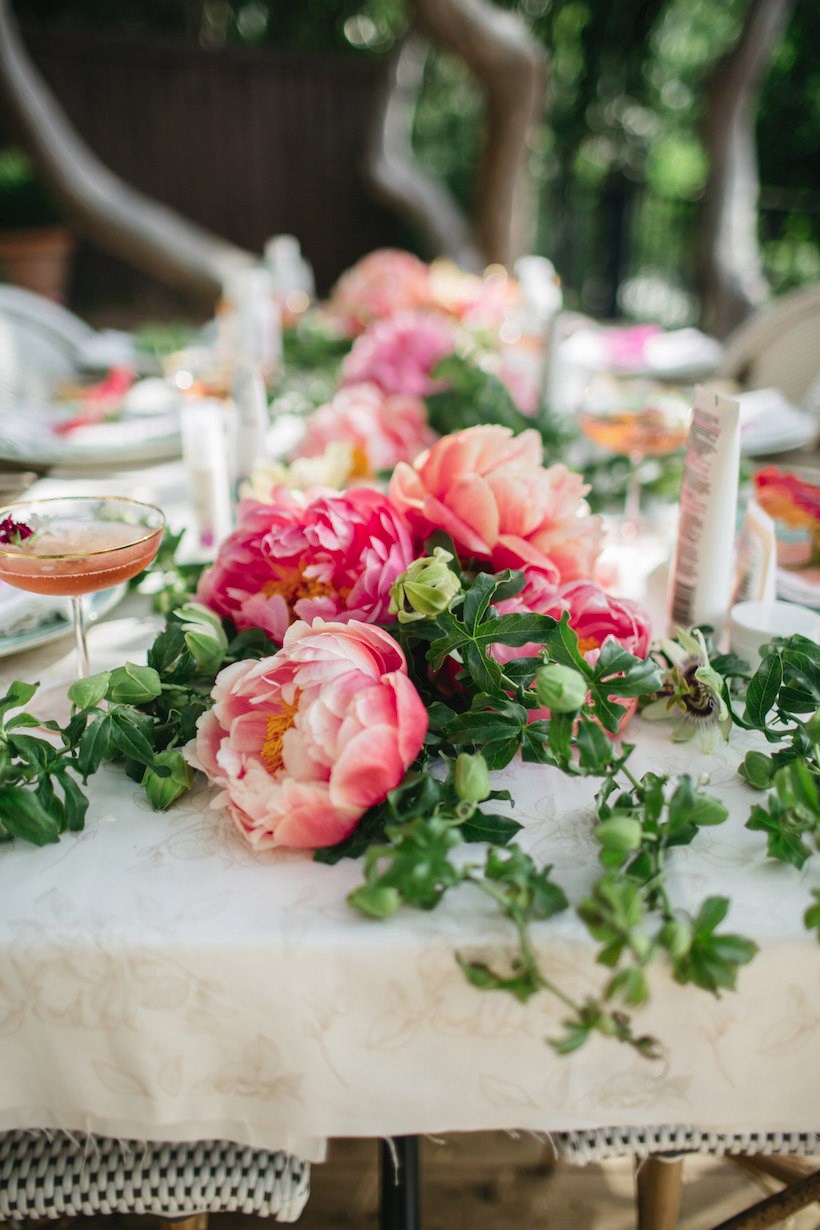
left=6, top=0, right=820, bottom=319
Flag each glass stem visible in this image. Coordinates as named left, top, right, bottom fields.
left=72, top=595, right=90, bottom=678
left=624, top=453, right=643, bottom=526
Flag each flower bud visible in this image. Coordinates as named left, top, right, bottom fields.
left=454, top=752, right=490, bottom=803
left=389, top=548, right=461, bottom=624
left=534, top=662, right=588, bottom=713
left=661, top=919, right=692, bottom=960
left=177, top=602, right=228, bottom=673
left=738, top=750, right=775, bottom=791
left=142, top=749, right=192, bottom=811
left=68, top=671, right=111, bottom=711
left=595, top=815, right=643, bottom=853
left=107, top=663, right=163, bottom=705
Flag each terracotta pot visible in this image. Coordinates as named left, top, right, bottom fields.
left=0, top=226, right=75, bottom=301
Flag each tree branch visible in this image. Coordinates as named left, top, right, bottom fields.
left=698, top=0, right=796, bottom=338
left=0, top=0, right=255, bottom=304
left=365, top=34, right=484, bottom=271
left=405, top=0, right=547, bottom=267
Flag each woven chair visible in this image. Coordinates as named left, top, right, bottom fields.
left=716, top=281, right=820, bottom=406
left=548, top=1125, right=820, bottom=1230
left=0, top=1131, right=310, bottom=1226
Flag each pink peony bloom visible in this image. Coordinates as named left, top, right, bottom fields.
left=341, top=309, right=458, bottom=398
left=197, top=486, right=415, bottom=643
left=292, top=381, right=437, bottom=478
left=492, top=571, right=652, bottom=731
left=189, top=619, right=428, bottom=850
left=389, top=424, right=602, bottom=583
left=493, top=571, right=651, bottom=665
left=327, top=249, right=432, bottom=335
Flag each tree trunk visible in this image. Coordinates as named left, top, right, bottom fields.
left=698, top=0, right=796, bottom=338
left=0, top=0, right=255, bottom=306
left=365, top=34, right=484, bottom=271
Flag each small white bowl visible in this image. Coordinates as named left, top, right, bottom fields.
left=729, top=599, right=820, bottom=663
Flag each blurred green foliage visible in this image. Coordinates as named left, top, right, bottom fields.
left=0, top=148, right=63, bottom=229
left=8, top=0, right=820, bottom=307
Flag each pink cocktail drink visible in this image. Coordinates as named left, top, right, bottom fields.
left=0, top=517, right=162, bottom=596
left=0, top=496, right=166, bottom=678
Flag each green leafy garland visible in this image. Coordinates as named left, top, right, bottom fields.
left=4, top=538, right=817, bottom=1058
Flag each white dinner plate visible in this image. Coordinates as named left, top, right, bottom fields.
left=0, top=584, right=127, bottom=661
left=0, top=395, right=183, bottom=469
left=561, top=325, right=724, bottom=382
left=738, top=388, right=819, bottom=456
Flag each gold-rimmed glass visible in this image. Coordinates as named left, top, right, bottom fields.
left=0, top=496, right=165, bottom=677
left=578, top=378, right=692, bottom=530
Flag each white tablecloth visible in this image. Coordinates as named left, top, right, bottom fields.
left=0, top=467, right=818, bottom=1164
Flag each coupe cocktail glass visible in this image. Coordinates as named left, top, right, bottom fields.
left=578, top=378, right=692, bottom=531
left=0, top=496, right=165, bottom=677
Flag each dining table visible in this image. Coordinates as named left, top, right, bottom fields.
left=0, top=456, right=818, bottom=1228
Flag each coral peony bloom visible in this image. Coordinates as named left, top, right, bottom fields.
left=293, top=381, right=437, bottom=477
left=389, top=424, right=602, bottom=583
left=493, top=572, right=651, bottom=666
left=189, top=619, right=428, bottom=850
left=341, top=309, right=458, bottom=398
left=327, top=249, right=431, bottom=335
left=197, top=486, right=415, bottom=643
left=492, top=571, right=652, bottom=731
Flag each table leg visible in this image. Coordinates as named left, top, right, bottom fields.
left=380, top=1136, right=421, bottom=1230
left=636, top=1156, right=683, bottom=1230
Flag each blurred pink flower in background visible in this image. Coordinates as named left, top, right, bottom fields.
left=389, top=424, right=601, bottom=583
left=293, top=381, right=437, bottom=478
left=341, top=309, right=458, bottom=398
left=189, top=619, right=428, bottom=850
left=327, top=248, right=431, bottom=335
left=427, top=260, right=519, bottom=333
left=492, top=571, right=652, bottom=730
left=197, top=486, right=415, bottom=642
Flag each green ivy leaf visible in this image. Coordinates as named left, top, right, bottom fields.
left=745, top=653, right=784, bottom=726
left=459, top=811, right=522, bottom=845
left=77, top=714, right=112, bottom=780
left=0, top=785, right=60, bottom=845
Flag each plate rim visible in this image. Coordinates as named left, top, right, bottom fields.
left=0, top=584, right=128, bottom=660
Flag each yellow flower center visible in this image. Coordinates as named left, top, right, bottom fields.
left=576, top=634, right=600, bottom=656
left=260, top=694, right=300, bottom=777
left=348, top=442, right=373, bottom=480
left=263, top=567, right=335, bottom=605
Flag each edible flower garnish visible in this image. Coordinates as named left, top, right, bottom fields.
left=0, top=516, right=34, bottom=547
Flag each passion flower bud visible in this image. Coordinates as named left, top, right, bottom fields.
left=738, top=749, right=775, bottom=791
left=107, top=663, right=162, bottom=705
left=389, top=548, right=462, bottom=624
left=454, top=752, right=491, bottom=803
left=177, top=602, right=228, bottom=673
left=595, top=815, right=643, bottom=853
left=142, top=749, right=192, bottom=811
left=534, top=662, right=588, bottom=713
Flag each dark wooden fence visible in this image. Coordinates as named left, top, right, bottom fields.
left=14, top=29, right=407, bottom=307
